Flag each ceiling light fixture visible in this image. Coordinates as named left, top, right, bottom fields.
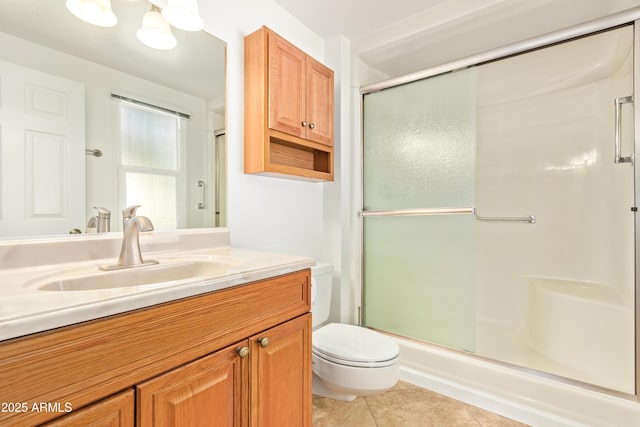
left=161, top=0, right=204, bottom=32
left=65, top=0, right=117, bottom=27
left=136, top=5, right=177, bottom=50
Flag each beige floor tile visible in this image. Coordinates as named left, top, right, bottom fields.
left=365, top=387, right=481, bottom=426
left=388, top=380, right=422, bottom=391
left=312, top=396, right=377, bottom=427
left=312, top=381, right=530, bottom=427
left=467, top=405, right=530, bottom=427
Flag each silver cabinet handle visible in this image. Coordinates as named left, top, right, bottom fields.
left=615, top=95, right=633, bottom=164
left=301, top=121, right=308, bottom=127
left=309, top=123, right=315, bottom=129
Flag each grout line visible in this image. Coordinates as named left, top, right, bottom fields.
left=466, top=405, right=486, bottom=427
left=363, top=396, right=380, bottom=427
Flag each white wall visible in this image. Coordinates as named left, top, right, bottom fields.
left=323, top=35, right=352, bottom=323
left=197, top=0, right=329, bottom=259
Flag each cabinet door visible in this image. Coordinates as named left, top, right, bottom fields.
left=250, top=313, right=311, bottom=427
left=305, top=57, right=334, bottom=146
left=41, top=389, right=134, bottom=427
left=137, top=341, right=248, bottom=427
left=268, top=32, right=306, bottom=138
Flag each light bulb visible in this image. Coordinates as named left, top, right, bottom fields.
left=65, top=0, right=117, bottom=27
left=161, top=0, right=204, bottom=32
left=137, top=6, right=177, bottom=50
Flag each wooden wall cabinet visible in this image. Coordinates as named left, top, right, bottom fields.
left=245, top=26, right=334, bottom=181
left=0, top=270, right=311, bottom=427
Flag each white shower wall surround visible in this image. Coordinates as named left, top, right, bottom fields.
left=362, top=21, right=636, bottom=400
left=474, top=26, right=635, bottom=393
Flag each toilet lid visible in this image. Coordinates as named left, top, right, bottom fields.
left=313, top=323, right=399, bottom=364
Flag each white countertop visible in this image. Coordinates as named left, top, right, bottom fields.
left=0, top=229, right=315, bottom=342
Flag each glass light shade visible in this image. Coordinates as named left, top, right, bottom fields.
left=161, top=0, right=204, bottom=31
left=65, top=0, right=117, bottom=27
left=136, top=8, right=177, bottom=50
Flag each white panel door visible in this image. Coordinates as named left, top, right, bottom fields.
left=0, top=60, right=85, bottom=237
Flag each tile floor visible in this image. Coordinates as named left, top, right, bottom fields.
left=312, top=381, right=530, bottom=427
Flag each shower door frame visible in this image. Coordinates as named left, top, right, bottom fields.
left=360, top=7, right=640, bottom=399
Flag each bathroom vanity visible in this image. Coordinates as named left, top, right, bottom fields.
left=0, top=229, right=313, bottom=426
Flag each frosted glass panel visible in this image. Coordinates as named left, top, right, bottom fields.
left=364, top=215, right=476, bottom=351
left=363, top=69, right=476, bottom=210
left=125, top=172, right=176, bottom=230
left=120, top=103, right=179, bottom=171
left=362, top=68, right=477, bottom=353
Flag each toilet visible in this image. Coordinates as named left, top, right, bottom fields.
left=311, top=263, right=399, bottom=401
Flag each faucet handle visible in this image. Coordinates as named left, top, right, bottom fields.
left=122, top=205, right=141, bottom=219
left=94, top=206, right=111, bottom=219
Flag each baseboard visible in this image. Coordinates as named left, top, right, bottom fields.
left=399, top=366, right=585, bottom=427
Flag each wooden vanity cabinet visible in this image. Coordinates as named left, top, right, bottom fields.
left=0, top=269, right=311, bottom=427
left=138, top=314, right=311, bottom=427
left=137, top=341, right=247, bottom=426
left=250, top=314, right=311, bottom=426
left=41, top=390, right=135, bottom=427
left=245, top=26, right=334, bottom=181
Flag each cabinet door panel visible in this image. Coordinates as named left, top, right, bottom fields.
left=306, top=57, right=334, bottom=146
left=138, top=342, right=248, bottom=427
left=250, top=314, right=311, bottom=427
left=268, top=33, right=306, bottom=138
left=41, top=389, right=134, bottom=427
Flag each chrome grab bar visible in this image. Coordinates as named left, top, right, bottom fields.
left=361, top=207, right=535, bottom=224
left=474, top=212, right=535, bottom=224
left=85, top=148, right=102, bottom=157
left=360, top=207, right=474, bottom=217
left=197, top=180, right=206, bottom=209
left=614, top=95, right=633, bottom=164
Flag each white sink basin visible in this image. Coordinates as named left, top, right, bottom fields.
left=26, top=259, right=237, bottom=291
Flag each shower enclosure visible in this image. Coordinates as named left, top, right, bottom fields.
left=362, top=23, right=637, bottom=395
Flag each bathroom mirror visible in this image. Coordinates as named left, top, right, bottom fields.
left=0, top=0, right=226, bottom=238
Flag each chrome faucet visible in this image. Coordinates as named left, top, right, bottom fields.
left=87, top=207, right=111, bottom=233
left=100, top=205, right=158, bottom=271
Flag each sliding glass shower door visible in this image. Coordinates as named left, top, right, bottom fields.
left=362, top=68, right=477, bottom=352
left=362, top=24, right=636, bottom=394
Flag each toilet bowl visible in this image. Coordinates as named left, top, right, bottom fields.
left=311, top=263, right=399, bottom=401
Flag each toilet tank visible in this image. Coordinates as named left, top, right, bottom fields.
left=311, top=262, right=333, bottom=328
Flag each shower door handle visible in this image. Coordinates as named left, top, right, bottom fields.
left=614, top=95, right=633, bottom=164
